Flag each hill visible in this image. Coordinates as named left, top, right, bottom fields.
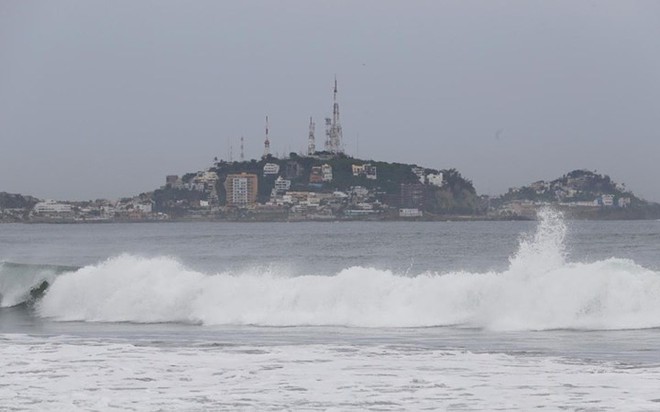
left=492, top=169, right=660, bottom=219
left=0, top=192, right=39, bottom=222
left=152, top=153, right=481, bottom=219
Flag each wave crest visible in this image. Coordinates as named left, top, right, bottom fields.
left=0, top=262, right=74, bottom=308
left=35, top=209, right=660, bottom=330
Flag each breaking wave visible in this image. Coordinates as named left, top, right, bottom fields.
left=0, top=262, right=77, bottom=308
left=29, top=208, right=660, bottom=330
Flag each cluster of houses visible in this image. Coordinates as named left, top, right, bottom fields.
left=25, top=197, right=164, bottom=222
left=497, top=173, right=633, bottom=218
left=2, top=155, right=459, bottom=222
left=153, top=158, right=447, bottom=221
left=5, top=163, right=643, bottom=223
left=218, top=161, right=415, bottom=220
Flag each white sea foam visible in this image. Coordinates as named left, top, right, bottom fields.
left=37, top=209, right=660, bottom=330
left=2, top=333, right=660, bottom=411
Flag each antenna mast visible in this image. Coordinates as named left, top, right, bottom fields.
left=263, top=115, right=270, bottom=158
left=325, top=76, right=343, bottom=154
left=308, top=117, right=316, bottom=156
left=324, top=117, right=332, bottom=152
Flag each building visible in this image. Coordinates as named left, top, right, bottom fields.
left=309, top=166, right=324, bottom=183
left=224, top=173, right=258, bottom=207
left=321, top=164, right=333, bottom=182
left=136, top=202, right=153, bottom=214
left=194, top=171, right=219, bottom=184
left=352, top=163, right=376, bottom=179
left=427, top=172, right=444, bottom=187
left=618, top=197, right=631, bottom=208
left=411, top=167, right=426, bottom=183
left=274, top=176, right=291, bottom=193
left=363, top=164, right=377, bottom=180
left=33, top=200, right=73, bottom=216
left=399, top=208, right=423, bottom=218
left=263, top=163, right=280, bottom=175
left=601, top=194, right=615, bottom=207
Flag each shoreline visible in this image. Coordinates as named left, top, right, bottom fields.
left=5, top=216, right=660, bottom=224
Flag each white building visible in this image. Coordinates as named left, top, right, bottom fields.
left=321, top=164, right=333, bottom=182
left=601, top=194, right=615, bottom=207
left=618, top=197, right=631, bottom=208
left=274, top=176, right=291, bottom=192
left=399, top=208, right=423, bottom=218
left=263, top=163, right=280, bottom=175
left=427, top=173, right=444, bottom=187
left=33, top=200, right=73, bottom=215
left=351, top=164, right=377, bottom=179
left=363, top=164, right=377, bottom=180
left=136, top=203, right=153, bottom=214
left=195, top=170, right=219, bottom=184
left=411, top=167, right=426, bottom=183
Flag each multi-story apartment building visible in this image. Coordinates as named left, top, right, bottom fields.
left=224, top=173, right=258, bottom=207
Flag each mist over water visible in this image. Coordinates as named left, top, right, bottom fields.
left=29, top=209, right=660, bottom=330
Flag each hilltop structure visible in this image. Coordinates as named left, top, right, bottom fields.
left=307, top=117, right=316, bottom=156
left=324, top=77, right=343, bottom=154
left=263, top=116, right=270, bottom=158
left=6, top=81, right=660, bottom=223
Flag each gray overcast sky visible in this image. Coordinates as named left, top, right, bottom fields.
left=1, top=1, right=659, bottom=201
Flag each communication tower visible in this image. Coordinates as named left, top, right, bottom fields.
left=240, top=136, right=245, bottom=161
left=308, top=117, right=316, bottom=156
left=324, top=77, right=344, bottom=154
left=263, top=115, right=270, bottom=158
left=324, top=117, right=332, bottom=151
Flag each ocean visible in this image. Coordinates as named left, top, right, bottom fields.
left=1, top=209, right=660, bottom=410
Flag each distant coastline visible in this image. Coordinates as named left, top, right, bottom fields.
left=3, top=157, right=660, bottom=223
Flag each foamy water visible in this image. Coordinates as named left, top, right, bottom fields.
left=35, top=209, right=660, bottom=331
left=2, top=210, right=660, bottom=410
left=2, top=333, right=659, bottom=411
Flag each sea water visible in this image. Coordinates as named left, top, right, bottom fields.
left=1, top=210, right=660, bottom=410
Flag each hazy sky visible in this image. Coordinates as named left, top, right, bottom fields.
left=1, top=1, right=659, bottom=201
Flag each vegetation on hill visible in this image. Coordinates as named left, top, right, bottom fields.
left=495, top=170, right=627, bottom=204
left=0, top=192, right=39, bottom=209
left=212, top=154, right=479, bottom=213
left=4, top=166, right=660, bottom=222
left=150, top=154, right=480, bottom=215
left=425, top=169, right=480, bottom=215
left=492, top=169, right=660, bottom=219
